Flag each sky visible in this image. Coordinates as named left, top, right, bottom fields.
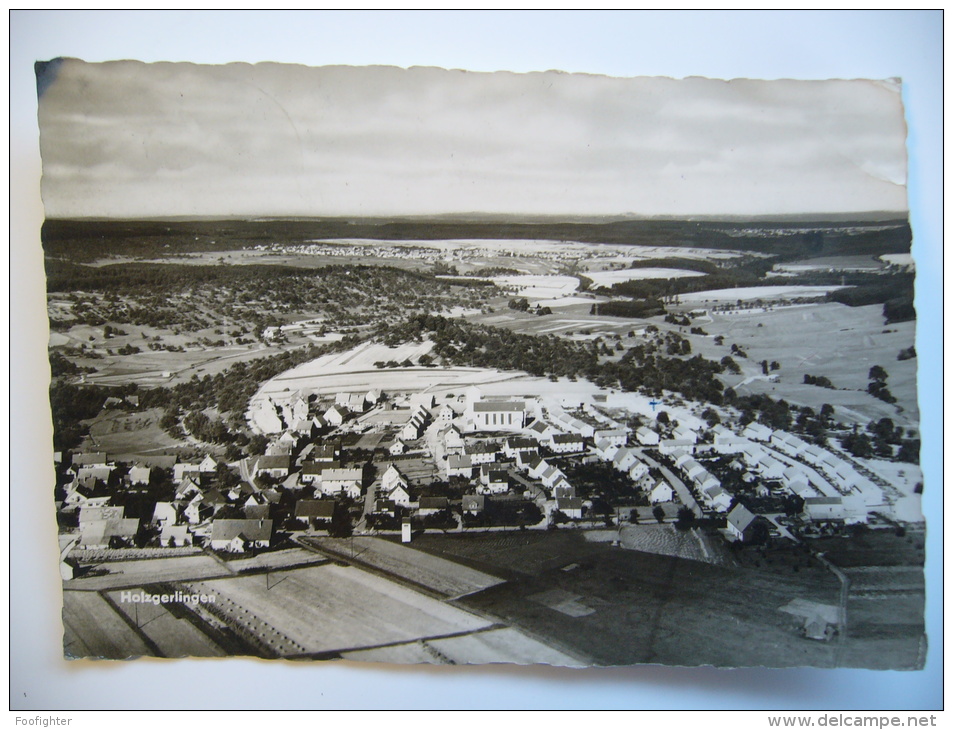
left=37, top=59, right=909, bottom=219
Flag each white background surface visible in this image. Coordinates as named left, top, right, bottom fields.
left=9, top=10, right=943, bottom=710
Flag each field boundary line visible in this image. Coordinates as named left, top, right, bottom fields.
left=98, top=589, right=167, bottom=658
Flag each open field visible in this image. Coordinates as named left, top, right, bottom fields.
left=450, top=531, right=855, bottom=668
left=773, top=255, right=887, bottom=273
left=302, top=536, right=506, bottom=599
left=104, top=588, right=227, bottom=658
left=584, top=524, right=733, bottom=567
left=585, top=267, right=704, bottom=287
left=188, top=563, right=493, bottom=656
left=673, top=302, right=918, bottom=425
left=341, top=626, right=585, bottom=666
left=678, top=285, right=846, bottom=303
left=85, top=407, right=187, bottom=457
left=62, top=590, right=153, bottom=659
left=65, top=553, right=231, bottom=591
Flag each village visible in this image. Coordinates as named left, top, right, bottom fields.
left=57, top=366, right=896, bottom=565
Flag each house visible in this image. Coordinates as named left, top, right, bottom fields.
left=759, top=455, right=787, bottom=480
left=256, top=454, right=292, bottom=480
left=553, top=480, right=576, bottom=499
left=128, top=464, right=152, bottom=486
left=294, top=500, right=335, bottom=528
left=803, top=497, right=848, bottom=522
left=447, top=454, right=474, bottom=478
left=800, top=445, right=828, bottom=467
left=648, top=481, right=674, bottom=504
left=311, top=443, right=339, bottom=462
left=227, top=481, right=257, bottom=502
left=151, top=502, right=178, bottom=525
left=680, top=459, right=706, bottom=481
left=386, top=483, right=412, bottom=507
left=658, top=439, right=695, bottom=455
left=323, top=404, right=348, bottom=427
left=556, top=498, right=584, bottom=519
left=478, top=466, right=509, bottom=494
left=471, top=400, right=527, bottom=431
left=174, top=477, right=202, bottom=502
left=79, top=505, right=125, bottom=525
left=628, top=461, right=649, bottom=484
left=437, top=404, right=456, bottom=425
left=417, top=496, right=449, bottom=516
left=539, top=465, right=566, bottom=490
left=381, top=464, right=408, bottom=493
left=401, top=411, right=428, bottom=441
left=504, top=436, right=537, bottom=458
left=173, top=463, right=202, bottom=484
left=771, top=432, right=808, bottom=457
left=365, top=390, right=381, bottom=407
left=462, top=494, right=485, bottom=515
left=372, top=499, right=397, bottom=516
left=550, top=433, right=584, bottom=454
left=526, top=419, right=557, bottom=442
left=636, top=426, right=660, bottom=446
left=244, top=503, right=272, bottom=520
left=725, top=504, right=757, bottom=542
left=743, top=423, right=773, bottom=442
left=209, top=519, right=273, bottom=552
left=712, top=427, right=747, bottom=454
left=199, top=455, right=219, bottom=473
left=318, top=467, right=364, bottom=499
left=703, top=485, right=732, bottom=512
left=464, top=441, right=499, bottom=466
left=672, top=425, right=698, bottom=444
left=444, top=425, right=465, bottom=451
left=76, top=466, right=114, bottom=484
left=528, top=457, right=552, bottom=481
left=594, top=428, right=628, bottom=446
left=336, top=392, right=368, bottom=413
left=159, top=524, right=192, bottom=548
left=612, top=447, right=639, bottom=473
left=593, top=438, right=620, bottom=461
left=389, top=439, right=407, bottom=456
left=78, top=518, right=140, bottom=549
left=515, top=450, right=539, bottom=471
left=696, top=471, right=720, bottom=493
left=71, top=452, right=109, bottom=469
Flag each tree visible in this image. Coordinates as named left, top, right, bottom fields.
left=328, top=503, right=353, bottom=538
left=674, top=506, right=695, bottom=531
left=869, top=365, right=888, bottom=382
left=652, top=505, right=665, bottom=523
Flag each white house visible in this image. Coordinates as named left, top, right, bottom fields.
left=128, top=464, right=152, bottom=486
left=447, top=454, right=474, bottom=478
left=725, top=504, right=757, bottom=542
left=318, top=467, right=364, bottom=499
left=417, top=496, right=450, bottom=516
left=539, top=465, right=566, bottom=490
left=593, top=438, right=620, bottom=462
left=444, top=425, right=465, bottom=451
left=759, top=456, right=787, bottom=480
left=636, top=427, right=660, bottom=446
left=381, top=464, right=408, bottom=493
left=504, top=436, right=538, bottom=458
left=323, top=404, right=348, bottom=427
left=152, top=502, right=178, bottom=525
left=658, top=439, right=695, bottom=455
left=803, top=497, right=848, bottom=522
left=386, top=483, right=413, bottom=507
left=389, top=439, right=407, bottom=456
left=209, top=519, right=273, bottom=552
left=648, top=481, right=674, bottom=504
left=550, top=433, right=584, bottom=454
left=703, top=485, right=732, bottom=512
left=743, top=423, right=773, bottom=442
left=464, top=441, right=499, bottom=466
left=612, top=448, right=639, bottom=473
left=672, top=425, right=698, bottom=444
left=199, top=455, right=219, bottom=473
left=628, top=461, right=650, bottom=483
left=594, top=428, right=628, bottom=446
left=160, top=524, right=192, bottom=548
left=477, top=468, right=509, bottom=495
left=462, top=494, right=485, bottom=515
left=556, top=498, right=583, bottom=519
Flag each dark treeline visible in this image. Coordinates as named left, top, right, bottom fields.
left=42, top=216, right=911, bottom=262
left=380, top=314, right=727, bottom=404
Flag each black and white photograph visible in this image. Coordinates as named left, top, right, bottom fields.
left=35, top=58, right=927, bottom=671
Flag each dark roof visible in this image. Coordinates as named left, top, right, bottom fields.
left=295, top=500, right=335, bottom=519
left=244, top=504, right=271, bottom=520
left=136, top=454, right=178, bottom=470
left=557, top=498, right=583, bottom=510
left=727, top=504, right=756, bottom=532
left=210, top=519, right=273, bottom=542
left=258, top=455, right=292, bottom=470
left=72, top=452, right=108, bottom=466
left=552, top=433, right=582, bottom=443
left=473, top=401, right=525, bottom=412
left=301, top=461, right=343, bottom=475
left=419, top=496, right=449, bottom=509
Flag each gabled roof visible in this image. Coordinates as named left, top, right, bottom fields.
left=727, top=504, right=757, bottom=533
left=210, top=519, right=273, bottom=542
left=418, top=496, right=449, bottom=510
left=295, top=500, right=335, bottom=519
left=552, top=433, right=582, bottom=443
left=473, top=401, right=525, bottom=412
left=72, top=452, right=109, bottom=466
left=257, top=454, right=292, bottom=470
left=79, top=518, right=140, bottom=544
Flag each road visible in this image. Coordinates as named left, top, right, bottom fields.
left=635, top=449, right=704, bottom=518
